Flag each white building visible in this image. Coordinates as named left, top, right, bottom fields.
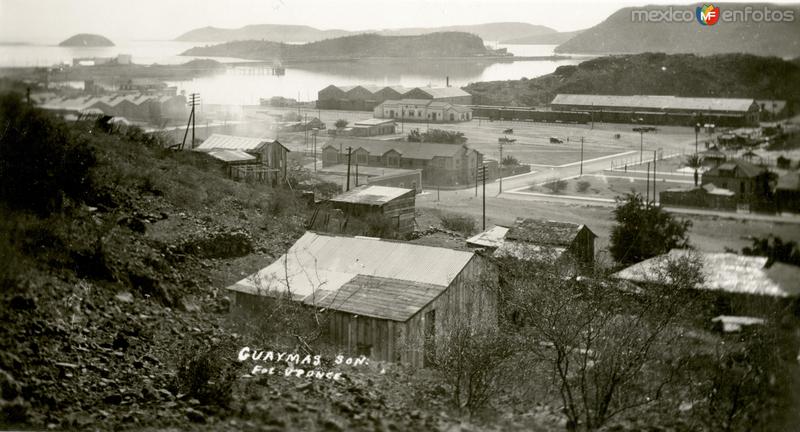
left=374, top=99, right=472, bottom=123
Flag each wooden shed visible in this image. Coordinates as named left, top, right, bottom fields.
left=194, top=134, right=290, bottom=184
left=227, top=232, right=496, bottom=367
left=329, top=185, right=416, bottom=235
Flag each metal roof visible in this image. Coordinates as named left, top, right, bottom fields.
left=612, top=249, right=800, bottom=298
left=505, top=218, right=592, bottom=247
left=777, top=172, right=800, bottom=191
left=227, top=232, right=476, bottom=317
left=311, top=275, right=446, bottom=321
left=194, top=134, right=270, bottom=152
left=330, top=185, right=413, bottom=205
left=704, top=159, right=765, bottom=178
left=466, top=226, right=509, bottom=249
left=551, top=94, right=756, bottom=113
left=411, top=87, right=471, bottom=99
left=323, top=138, right=467, bottom=160
left=207, top=149, right=257, bottom=163
left=354, top=118, right=395, bottom=126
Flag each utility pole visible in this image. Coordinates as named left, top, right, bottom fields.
left=475, top=157, right=479, bottom=197
left=580, top=137, right=584, bottom=175
left=478, top=165, right=487, bottom=230
left=646, top=162, right=650, bottom=204
left=355, top=163, right=359, bottom=187
left=312, top=128, right=318, bottom=172
left=498, top=141, right=503, bottom=194
left=653, top=150, right=657, bottom=205
left=346, top=147, right=352, bottom=191
left=181, top=93, right=200, bottom=150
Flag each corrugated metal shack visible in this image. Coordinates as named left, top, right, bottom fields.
left=227, top=232, right=496, bottom=367
left=329, top=185, right=416, bottom=235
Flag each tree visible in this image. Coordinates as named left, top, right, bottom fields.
left=544, top=179, right=567, bottom=194
left=610, top=193, right=692, bottom=265
left=685, top=154, right=703, bottom=186
left=741, top=235, right=800, bottom=266
left=334, top=119, right=348, bottom=129
left=501, top=155, right=519, bottom=166
left=407, top=128, right=466, bottom=144
left=501, top=253, right=705, bottom=431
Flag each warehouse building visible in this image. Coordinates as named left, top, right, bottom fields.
left=317, top=85, right=472, bottom=111
left=550, top=94, right=759, bottom=126
left=321, top=138, right=482, bottom=186
left=374, top=99, right=472, bottom=122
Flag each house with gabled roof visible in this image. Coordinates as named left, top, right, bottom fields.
left=701, top=158, right=773, bottom=205
left=320, top=138, right=482, bottom=186
left=227, top=232, right=497, bottom=367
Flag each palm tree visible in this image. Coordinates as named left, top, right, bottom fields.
left=685, top=154, right=703, bottom=186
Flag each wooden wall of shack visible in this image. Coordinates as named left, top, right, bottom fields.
left=331, top=190, right=416, bottom=235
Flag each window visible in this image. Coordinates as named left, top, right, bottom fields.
left=418, top=110, right=423, bottom=117
left=449, top=113, right=455, bottom=121
left=389, top=110, right=394, bottom=117
left=409, top=110, right=414, bottom=117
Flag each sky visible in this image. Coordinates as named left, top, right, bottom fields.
left=0, top=0, right=798, bottom=43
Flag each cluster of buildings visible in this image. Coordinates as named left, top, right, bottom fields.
left=36, top=92, right=187, bottom=124
left=660, top=155, right=800, bottom=214
left=228, top=195, right=800, bottom=366
left=317, top=84, right=474, bottom=123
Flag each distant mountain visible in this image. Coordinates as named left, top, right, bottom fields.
left=175, top=22, right=557, bottom=43
left=556, top=3, right=800, bottom=57
left=463, top=52, right=800, bottom=107
left=175, top=24, right=351, bottom=43
left=374, top=22, right=556, bottom=41
left=59, top=33, right=114, bottom=47
left=502, top=30, right=584, bottom=45
left=180, top=32, right=501, bottom=61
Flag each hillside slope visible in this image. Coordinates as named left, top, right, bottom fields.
left=555, top=3, right=800, bottom=57
left=181, top=32, right=498, bottom=61
left=464, top=53, right=800, bottom=107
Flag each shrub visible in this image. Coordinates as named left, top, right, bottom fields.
left=544, top=179, right=567, bottom=194
left=577, top=180, right=591, bottom=193
left=440, top=213, right=476, bottom=235
left=334, top=119, right=349, bottom=129
left=0, top=93, right=96, bottom=214
left=175, top=341, right=239, bottom=409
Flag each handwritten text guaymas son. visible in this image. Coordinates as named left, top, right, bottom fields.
left=237, top=347, right=370, bottom=381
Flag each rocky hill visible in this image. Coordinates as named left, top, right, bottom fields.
left=175, top=22, right=556, bottom=44
left=464, top=52, right=800, bottom=107
left=555, top=3, right=800, bottom=57
left=181, top=32, right=501, bottom=61
left=58, top=33, right=114, bottom=47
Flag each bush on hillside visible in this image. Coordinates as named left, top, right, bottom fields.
left=0, top=93, right=96, bottom=214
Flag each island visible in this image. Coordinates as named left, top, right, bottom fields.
left=180, top=32, right=511, bottom=62
left=59, top=33, right=115, bottom=47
